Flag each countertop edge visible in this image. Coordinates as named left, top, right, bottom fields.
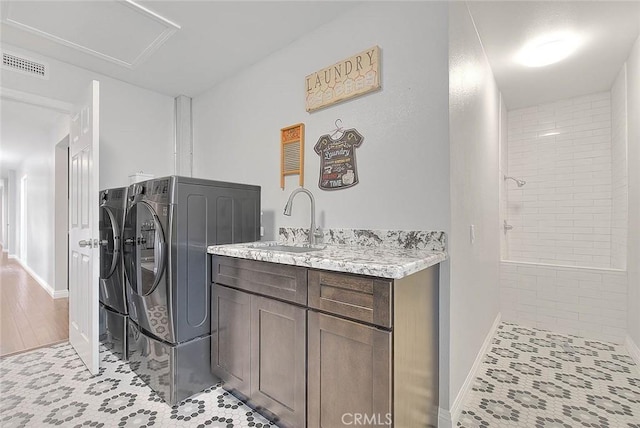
left=207, top=244, right=447, bottom=280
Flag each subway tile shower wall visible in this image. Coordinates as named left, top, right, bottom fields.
left=500, top=261, right=628, bottom=343
left=507, top=92, right=618, bottom=268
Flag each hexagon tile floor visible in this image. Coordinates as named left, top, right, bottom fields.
left=0, top=342, right=275, bottom=427
left=458, top=322, right=640, bottom=428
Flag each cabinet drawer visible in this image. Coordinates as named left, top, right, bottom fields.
left=308, top=270, right=392, bottom=328
left=212, top=256, right=307, bottom=305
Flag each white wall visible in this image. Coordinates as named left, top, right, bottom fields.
left=1, top=43, right=175, bottom=296
left=626, top=37, right=640, bottom=348
left=0, top=179, right=5, bottom=248
left=0, top=43, right=175, bottom=189
left=192, top=2, right=450, bottom=237
left=448, top=2, right=501, bottom=422
left=507, top=93, right=613, bottom=268
left=611, top=68, right=628, bottom=270
left=499, top=97, right=509, bottom=260
left=13, top=127, right=57, bottom=289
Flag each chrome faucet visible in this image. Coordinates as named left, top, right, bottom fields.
left=283, top=187, right=322, bottom=245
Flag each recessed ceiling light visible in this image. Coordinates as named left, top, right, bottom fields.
left=515, top=32, right=582, bottom=67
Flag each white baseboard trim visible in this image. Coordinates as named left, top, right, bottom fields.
left=8, top=254, right=17, bottom=259
left=449, top=312, right=502, bottom=426
left=14, top=257, right=67, bottom=299
left=53, top=289, right=69, bottom=299
left=438, top=406, right=453, bottom=428
left=626, top=335, right=640, bottom=366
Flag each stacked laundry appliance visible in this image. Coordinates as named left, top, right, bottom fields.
left=98, top=187, right=129, bottom=360
left=122, top=176, right=260, bottom=405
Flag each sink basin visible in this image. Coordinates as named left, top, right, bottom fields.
left=247, top=243, right=325, bottom=253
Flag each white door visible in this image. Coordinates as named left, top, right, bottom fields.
left=69, top=80, right=100, bottom=374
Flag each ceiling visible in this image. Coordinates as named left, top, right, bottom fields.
left=0, top=98, right=67, bottom=177
left=0, top=1, right=358, bottom=98
left=468, top=1, right=640, bottom=109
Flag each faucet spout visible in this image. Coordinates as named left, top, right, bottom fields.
left=283, top=187, right=320, bottom=245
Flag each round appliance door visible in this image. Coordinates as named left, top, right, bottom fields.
left=99, top=206, right=120, bottom=280
left=123, top=202, right=166, bottom=296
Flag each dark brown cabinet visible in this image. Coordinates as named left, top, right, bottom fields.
left=211, top=255, right=440, bottom=427
left=211, top=256, right=307, bottom=428
left=211, top=285, right=251, bottom=399
left=308, top=311, right=391, bottom=427
left=251, top=296, right=306, bottom=427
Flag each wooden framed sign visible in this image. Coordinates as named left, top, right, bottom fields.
left=305, top=46, right=381, bottom=112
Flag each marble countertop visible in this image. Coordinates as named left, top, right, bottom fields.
left=207, top=229, right=447, bottom=279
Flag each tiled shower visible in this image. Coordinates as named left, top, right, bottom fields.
left=500, top=69, right=630, bottom=343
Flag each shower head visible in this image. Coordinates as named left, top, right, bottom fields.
left=504, top=175, right=526, bottom=187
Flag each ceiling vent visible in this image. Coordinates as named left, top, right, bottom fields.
left=2, top=51, right=48, bottom=79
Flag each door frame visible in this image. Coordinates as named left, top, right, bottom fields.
left=54, top=136, right=70, bottom=298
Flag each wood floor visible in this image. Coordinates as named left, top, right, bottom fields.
left=0, top=250, right=68, bottom=357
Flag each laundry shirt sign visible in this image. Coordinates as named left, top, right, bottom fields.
left=314, top=129, right=363, bottom=190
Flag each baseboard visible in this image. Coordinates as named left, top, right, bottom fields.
left=53, top=289, right=69, bottom=299
left=438, top=407, right=453, bottom=428
left=449, top=312, right=502, bottom=426
left=8, top=254, right=17, bottom=259
left=626, top=335, right=640, bottom=366
left=14, top=257, right=66, bottom=299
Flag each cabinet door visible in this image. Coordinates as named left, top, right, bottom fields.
left=211, top=285, right=251, bottom=400
left=308, top=312, right=392, bottom=428
left=251, top=296, right=306, bottom=428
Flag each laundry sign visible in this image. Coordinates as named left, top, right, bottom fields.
left=305, top=46, right=381, bottom=112
left=315, top=128, right=364, bottom=191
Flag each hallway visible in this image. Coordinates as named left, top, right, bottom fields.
left=0, top=251, right=68, bottom=356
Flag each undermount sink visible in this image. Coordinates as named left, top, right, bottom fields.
left=247, top=243, right=326, bottom=253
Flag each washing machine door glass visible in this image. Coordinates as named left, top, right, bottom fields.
left=99, top=206, right=120, bottom=279
left=123, top=202, right=166, bottom=296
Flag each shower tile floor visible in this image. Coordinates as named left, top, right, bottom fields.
left=0, top=342, right=275, bottom=427
left=458, top=322, right=640, bottom=428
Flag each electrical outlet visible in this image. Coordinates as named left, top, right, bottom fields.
left=470, top=224, right=476, bottom=244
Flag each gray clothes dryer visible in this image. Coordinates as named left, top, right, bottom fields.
left=98, top=187, right=128, bottom=361
left=122, top=176, right=260, bottom=405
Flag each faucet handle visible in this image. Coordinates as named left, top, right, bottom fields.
left=313, top=227, right=324, bottom=242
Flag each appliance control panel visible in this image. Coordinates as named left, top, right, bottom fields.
left=151, top=179, right=169, bottom=195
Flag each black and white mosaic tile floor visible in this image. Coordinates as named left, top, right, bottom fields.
left=458, top=322, right=640, bottom=428
left=0, top=343, right=275, bottom=427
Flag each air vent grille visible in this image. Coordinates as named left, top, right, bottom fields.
left=2, top=52, right=47, bottom=79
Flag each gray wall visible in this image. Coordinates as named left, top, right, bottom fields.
left=626, top=36, right=640, bottom=348
left=192, top=2, right=450, bottom=237
left=192, top=0, right=457, bottom=416
left=447, top=2, right=501, bottom=420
